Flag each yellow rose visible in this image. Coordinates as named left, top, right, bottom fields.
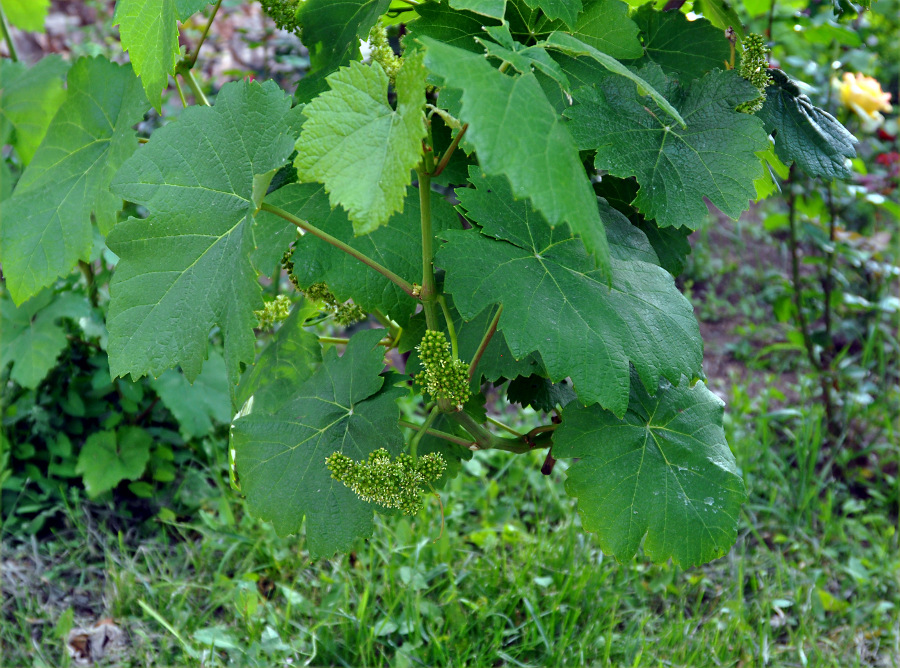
left=840, top=73, right=893, bottom=130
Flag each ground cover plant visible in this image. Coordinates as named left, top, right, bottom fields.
left=1, top=0, right=898, bottom=665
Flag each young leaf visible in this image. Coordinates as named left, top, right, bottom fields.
left=0, top=55, right=68, bottom=164
left=260, top=183, right=460, bottom=324
left=0, top=57, right=148, bottom=305
left=107, top=80, right=302, bottom=384
left=231, top=329, right=405, bottom=557
left=0, top=290, right=91, bottom=389
left=150, top=350, right=232, bottom=440
left=407, top=1, right=498, bottom=53
left=757, top=69, right=857, bottom=180
left=175, top=0, right=210, bottom=19
left=113, top=0, right=181, bottom=111
left=437, top=171, right=701, bottom=416
left=76, top=427, right=153, bottom=498
left=566, top=0, right=641, bottom=59
left=694, top=0, right=744, bottom=40
left=627, top=4, right=731, bottom=82
left=420, top=37, right=610, bottom=270
left=566, top=67, right=769, bottom=230
left=3, top=0, right=49, bottom=31
left=295, top=0, right=391, bottom=102
left=554, top=375, right=746, bottom=566
left=522, top=0, right=582, bottom=27
left=294, top=53, right=426, bottom=235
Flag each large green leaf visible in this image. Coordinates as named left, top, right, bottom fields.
left=0, top=55, right=68, bottom=164
left=420, top=37, right=610, bottom=270
left=150, top=350, right=232, bottom=440
left=231, top=329, right=405, bottom=556
left=628, top=4, right=731, bottom=82
left=107, top=80, right=303, bottom=384
left=259, top=183, right=460, bottom=324
left=757, top=69, right=857, bottom=181
left=566, top=67, right=769, bottom=230
left=522, top=0, right=582, bottom=26
left=294, top=54, right=426, bottom=235
left=0, top=57, right=148, bottom=305
left=113, top=0, right=181, bottom=111
left=437, top=171, right=701, bottom=416
left=408, top=0, right=501, bottom=52
left=566, top=0, right=641, bottom=59
left=0, top=290, right=91, bottom=389
left=3, top=0, right=49, bottom=31
left=450, top=0, right=505, bottom=19
left=235, top=302, right=323, bottom=415
left=554, top=374, right=746, bottom=566
left=76, top=427, right=153, bottom=498
left=295, top=0, right=391, bottom=103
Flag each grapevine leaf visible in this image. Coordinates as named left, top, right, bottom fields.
left=76, top=427, right=152, bottom=498
left=507, top=375, right=576, bottom=412
left=522, top=0, right=582, bottom=26
left=566, top=0, right=641, bottom=59
left=294, top=54, right=426, bottom=234
left=295, top=0, right=391, bottom=103
left=595, top=176, right=692, bottom=276
left=542, top=32, right=685, bottom=127
left=566, top=67, right=769, bottom=230
left=3, top=0, right=49, bottom=31
left=107, top=80, right=303, bottom=384
left=231, top=329, right=405, bottom=556
left=450, top=0, right=505, bottom=19
left=0, top=290, right=91, bottom=389
left=554, top=374, right=746, bottom=566
left=757, top=69, right=857, bottom=180
left=438, top=171, right=701, bottom=416
left=406, top=1, right=497, bottom=53
left=420, top=37, right=610, bottom=270
left=628, top=4, right=731, bottom=82
left=0, top=57, right=148, bottom=305
left=259, top=183, right=460, bottom=324
left=694, top=0, right=744, bottom=40
left=113, top=0, right=181, bottom=111
left=0, top=55, right=68, bottom=164
left=150, top=350, right=232, bottom=439
left=480, top=27, right=571, bottom=90
left=175, top=0, right=210, bottom=19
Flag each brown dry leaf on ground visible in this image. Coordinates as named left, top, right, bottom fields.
left=66, top=618, right=126, bottom=665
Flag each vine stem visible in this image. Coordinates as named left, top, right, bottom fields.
left=187, top=0, right=222, bottom=68
left=485, top=415, right=523, bottom=437
left=0, top=0, right=18, bottom=61
left=469, top=305, right=502, bottom=381
left=417, top=159, right=439, bottom=330
left=437, top=296, right=458, bottom=359
left=261, top=203, right=418, bottom=298
left=408, top=405, right=440, bottom=460
left=318, top=335, right=392, bottom=347
left=449, top=411, right=536, bottom=454
left=181, top=68, right=209, bottom=106
left=432, top=124, right=468, bottom=178
left=399, top=420, right=473, bottom=448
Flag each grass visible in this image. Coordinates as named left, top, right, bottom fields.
left=3, top=366, right=899, bottom=667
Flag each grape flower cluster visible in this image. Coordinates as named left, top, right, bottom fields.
left=737, top=33, right=773, bottom=114
left=326, top=449, right=446, bottom=515
left=367, top=19, right=401, bottom=79
left=260, top=0, right=301, bottom=33
left=254, top=294, right=292, bottom=330
left=417, top=330, right=470, bottom=411
left=282, top=245, right=366, bottom=325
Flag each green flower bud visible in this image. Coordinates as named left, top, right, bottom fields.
left=737, top=33, right=772, bottom=114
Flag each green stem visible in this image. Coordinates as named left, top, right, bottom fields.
left=188, top=0, right=223, bottom=67
left=399, top=420, right=472, bottom=447
left=318, top=336, right=392, bottom=347
left=78, top=261, right=99, bottom=308
left=417, top=161, right=439, bottom=331
left=408, top=406, right=440, bottom=460
left=431, top=124, right=468, bottom=178
left=449, top=412, right=535, bottom=454
left=469, top=305, right=502, bottom=381
left=261, top=203, right=418, bottom=298
left=437, top=296, right=458, bottom=359
left=485, top=415, right=523, bottom=438
left=181, top=68, right=210, bottom=106
left=0, top=1, right=18, bottom=62
left=174, top=73, right=188, bottom=108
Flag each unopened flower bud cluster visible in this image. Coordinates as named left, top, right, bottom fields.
left=281, top=245, right=366, bottom=325
left=326, top=448, right=446, bottom=515
left=368, top=20, right=401, bottom=80
left=254, top=294, right=292, bottom=330
left=737, top=34, right=773, bottom=114
left=417, top=330, right=470, bottom=410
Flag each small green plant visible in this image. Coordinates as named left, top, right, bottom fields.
left=0, top=0, right=862, bottom=566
